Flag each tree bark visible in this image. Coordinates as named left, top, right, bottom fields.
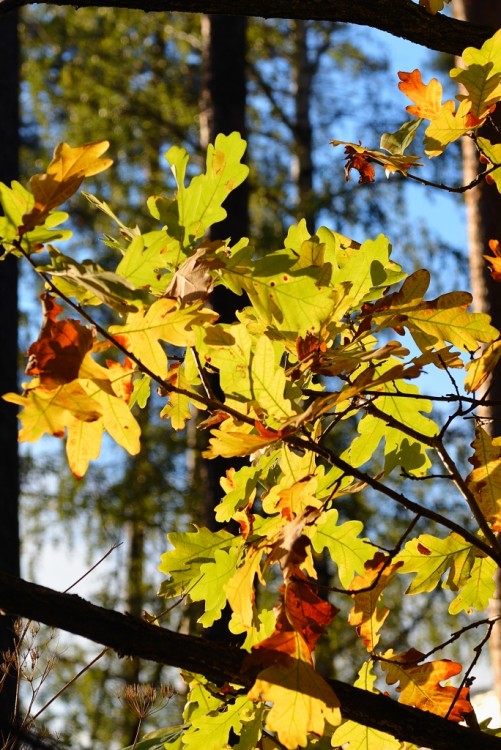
left=453, top=0, right=501, bottom=712
left=0, top=8, right=20, bottom=746
left=291, top=20, right=315, bottom=230
left=197, top=14, right=249, bottom=536
left=0, top=0, right=495, bottom=56
left=1, top=571, right=501, bottom=750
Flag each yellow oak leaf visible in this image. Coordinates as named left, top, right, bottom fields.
left=465, top=338, right=501, bottom=392
left=226, top=547, right=265, bottom=634
left=203, top=417, right=279, bottom=459
left=21, top=141, right=112, bottom=233
left=109, top=298, right=217, bottom=378
left=398, top=69, right=454, bottom=120
left=465, top=426, right=501, bottom=531
left=451, top=28, right=501, bottom=125
left=66, top=417, right=103, bottom=479
left=3, top=381, right=102, bottom=442
left=380, top=648, right=472, bottom=722
left=424, top=99, right=472, bottom=157
left=248, top=645, right=340, bottom=749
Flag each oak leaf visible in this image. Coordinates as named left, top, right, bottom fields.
left=331, top=141, right=421, bottom=181
left=3, top=381, right=102, bottom=443
left=419, top=0, right=451, bottom=13
left=21, top=141, right=112, bottom=234
left=310, top=509, right=373, bottom=589
left=247, top=627, right=340, bottom=749
left=348, top=552, right=402, bottom=652
left=26, top=293, right=94, bottom=387
left=451, top=29, right=501, bottom=125
left=203, top=417, right=280, bottom=459
left=395, top=532, right=475, bottom=595
left=484, top=239, right=501, bottom=281
left=165, top=244, right=220, bottom=304
left=465, top=426, right=501, bottom=531
left=465, top=338, right=501, bottom=392
left=109, top=298, right=217, bottom=378
left=398, top=69, right=454, bottom=120
left=424, top=99, right=472, bottom=157
left=380, top=648, right=472, bottom=722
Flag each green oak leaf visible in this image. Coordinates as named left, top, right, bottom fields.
left=395, top=533, right=476, bottom=595
left=310, top=509, right=373, bottom=589
left=158, top=526, right=241, bottom=600
left=448, top=554, right=497, bottom=615
left=189, top=546, right=242, bottom=627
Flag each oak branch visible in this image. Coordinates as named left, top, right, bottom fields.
left=0, top=0, right=495, bottom=56
left=1, top=571, right=501, bottom=750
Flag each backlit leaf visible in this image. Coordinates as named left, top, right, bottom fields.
left=310, top=509, right=373, bottom=589
left=395, top=533, right=476, bottom=595
left=398, top=69, right=453, bottom=120
left=465, top=426, right=501, bottom=531
left=380, top=648, right=472, bottom=721
left=450, top=29, right=501, bottom=124
left=22, top=141, right=112, bottom=233
left=158, top=526, right=240, bottom=600
left=448, top=554, right=497, bottom=615
left=3, top=380, right=102, bottom=449
left=424, top=99, right=471, bottom=157
left=348, top=553, right=403, bottom=651
left=26, top=293, right=94, bottom=386
left=109, top=299, right=217, bottom=378
left=248, top=632, right=341, bottom=750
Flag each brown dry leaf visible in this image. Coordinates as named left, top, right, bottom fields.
left=165, top=243, right=223, bottom=304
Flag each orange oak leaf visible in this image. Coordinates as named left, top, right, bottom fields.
left=348, top=552, right=403, bottom=652
left=21, top=141, right=112, bottom=234
left=484, top=239, right=501, bottom=282
left=380, top=648, right=473, bottom=722
left=26, top=293, right=94, bottom=387
left=398, top=69, right=454, bottom=120
left=283, top=569, right=338, bottom=652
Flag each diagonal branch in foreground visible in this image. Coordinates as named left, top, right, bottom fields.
left=1, top=572, right=501, bottom=750
left=0, top=0, right=495, bottom=56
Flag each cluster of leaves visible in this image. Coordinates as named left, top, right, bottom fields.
left=332, top=27, right=501, bottom=179
left=4, top=30, right=501, bottom=750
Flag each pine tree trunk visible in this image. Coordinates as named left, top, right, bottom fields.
left=198, top=15, right=249, bottom=534
left=453, top=0, right=501, bottom=707
left=0, top=9, right=20, bottom=746
left=291, top=20, right=315, bottom=230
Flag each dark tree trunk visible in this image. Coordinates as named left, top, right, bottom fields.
left=0, top=8, right=20, bottom=746
left=291, top=20, right=315, bottom=230
left=198, top=15, right=249, bottom=533
left=453, top=0, right=501, bottom=708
